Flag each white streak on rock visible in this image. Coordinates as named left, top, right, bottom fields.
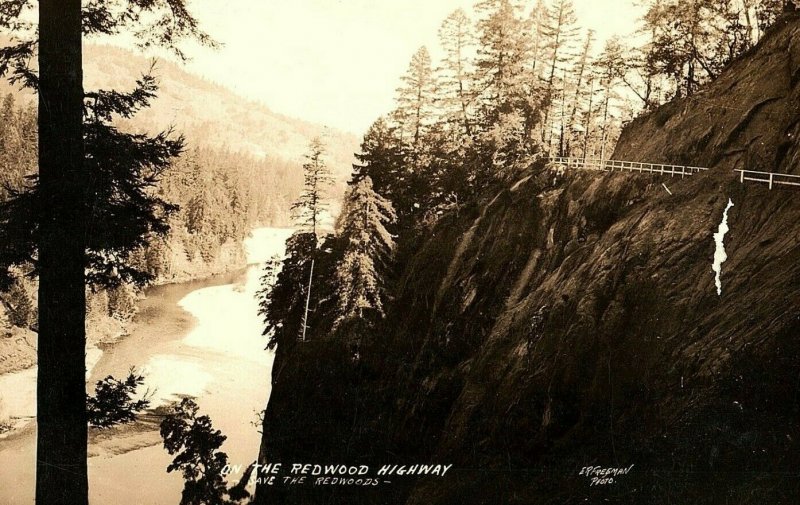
left=712, top=198, right=735, bottom=296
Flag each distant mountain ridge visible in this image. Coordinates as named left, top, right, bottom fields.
left=86, top=44, right=359, bottom=181
left=1, top=43, right=360, bottom=183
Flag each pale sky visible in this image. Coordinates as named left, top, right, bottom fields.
left=178, top=0, right=642, bottom=135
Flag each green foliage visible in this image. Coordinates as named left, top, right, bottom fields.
left=160, top=398, right=240, bottom=505
left=86, top=369, right=151, bottom=429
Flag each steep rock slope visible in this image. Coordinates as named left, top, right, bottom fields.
left=614, top=14, right=800, bottom=175
left=257, top=16, right=800, bottom=505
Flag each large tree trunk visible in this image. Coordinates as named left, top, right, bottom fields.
left=36, top=1, right=88, bottom=504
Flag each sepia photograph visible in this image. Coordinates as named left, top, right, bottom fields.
left=0, top=0, right=799, bottom=503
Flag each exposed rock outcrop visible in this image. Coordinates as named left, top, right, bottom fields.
left=256, top=15, right=800, bottom=505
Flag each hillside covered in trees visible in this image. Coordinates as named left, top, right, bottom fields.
left=0, top=89, right=299, bottom=369
left=0, top=43, right=360, bottom=179
left=0, top=40, right=355, bottom=367
left=254, top=2, right=800, bottom=504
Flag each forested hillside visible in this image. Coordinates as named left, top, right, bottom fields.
left=0, top=90, right=300, bottom=360
left=255, top=3, right=799, bottom=505
left=0, top=43, right=359, bottom=183
left=0, top=39, right=355, bottom=362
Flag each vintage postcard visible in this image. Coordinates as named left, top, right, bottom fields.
left=0, top=1, right=798, bottom=504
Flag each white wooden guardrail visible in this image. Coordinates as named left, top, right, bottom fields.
left=735, top=169, right=800, bottom=189
left=549, top=157, right=707, bottom=178
left=549, top=157, right=799, bottom=190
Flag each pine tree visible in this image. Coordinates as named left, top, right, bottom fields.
left=333, top=176, right=396, bottom=329
left=3, top=277, right=34, bottom=328
left=351, top=118, right=410, bottom=223
left=591, top=37, right=629, bottom=158
left=259, top=233, right=317, bottom=350
left=0, top=94, right=36, bottom=197
left=528, top=0, right=549, bottom=83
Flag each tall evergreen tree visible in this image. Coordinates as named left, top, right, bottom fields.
left=528, top=0, right=549, bottom=82
left=541, top=0, right=579, bottom=149
left=563, top=29, right=594, bottom=156
left=291, top=136, right=332, bottom=240
left=592, top=37, right=628, bottom=158
left=393, top=46, right=437, bottom=155
left=351, top=117, right=411, bottom=223
left=474, top=0, right=532, bottom=113
left=292, top=137, right=332, bottom=341
left=333, top=176, right=396, bottom=329
left=1, top=276, right=34, bottom=328
left=473, top=0, right=544, bottom=171
left=259, top=233, right=317, bottom=349
left=438, top=9, right=476, bottom=138
left=0, top=2, right=211, bottom=503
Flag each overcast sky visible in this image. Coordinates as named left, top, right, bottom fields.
left=179, top=0, right=642, bottom=136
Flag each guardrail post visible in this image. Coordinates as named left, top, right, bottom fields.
left=769, top=173, right=774, bottom=190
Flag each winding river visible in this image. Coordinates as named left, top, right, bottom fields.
left=0, top=227, right=292, bottom=505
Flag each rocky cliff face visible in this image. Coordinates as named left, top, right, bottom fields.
left=615, top=14, right=800, bottom=175
left=256, top=16, right=800, bottom=505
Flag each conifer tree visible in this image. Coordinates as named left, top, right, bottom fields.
left=259, top=233, right=317, bottom=350
left=592, top=37, right=628, bottom=158
left=351, top=117, right=410, bottom=223
left=541, top=0, right=579, bottom=150
left=292, top=137, right=332, bottom=341
left=473, top=0, right=543, bottom=171
left=333, top=176, right=396, bottom=329
left=291, top=137, right=332, bottom=241
left=528, top=0, right=549, bottom=82
left=563, top=29, right=594, bottom=156
left=438, top=9, right=476, bottom=138
left=0, top=2, right=212, bottom=503
left=474, top=0, right=532, bottom=113
left=393, top=46, right=437, bottom=154
left=2, top=277, right=34, bottom=328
